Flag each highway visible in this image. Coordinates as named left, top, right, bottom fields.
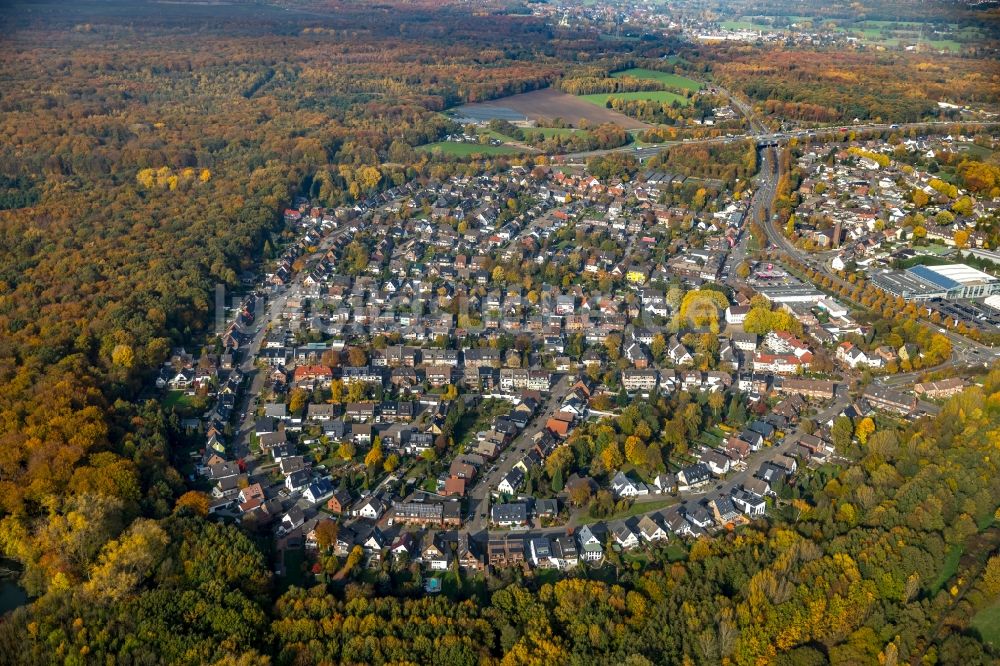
left=712, top=91, right=1000, bottom=376
left=557, top=119, right=997, bottom=163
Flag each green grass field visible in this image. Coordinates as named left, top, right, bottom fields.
left=720, top=19, right=777, bottom=32
left=717, top=16, right=966, bottom=52
left=611, top=68, right=703, bottom=92
left=480, top=129, right=521, bottom=143
left=929, top=544, right=963, bottom=594
left=162, top=390, right=205, bottom=415
left=529, top=127, right=585, bottom=137
left=972, top=599, right=1000, bottom=647
left=416, top=141, right=521, bottom=156
left=580, top=90, right=690, bottom=107
left=582, top=497, right=677, bottom=525
left=959, top=142, right=995, bottom=160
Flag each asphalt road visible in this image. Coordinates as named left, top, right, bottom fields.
left=466, top=374, right=572, bottom=531
left=558, top=119, right=997, bottom=162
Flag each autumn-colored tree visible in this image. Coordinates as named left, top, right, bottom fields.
left=346, top=347, right=368, bottom=367
left=854, top=417, right=875, bottom=446
left=365, top=439, right=384, bottom=469
left=174, top=491, right=210, bottom=517
left=314, top=519, right=338, bottom=552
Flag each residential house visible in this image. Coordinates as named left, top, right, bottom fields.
left=353, top=496, right=387, bottom=521
left=576, top=524, right=604, bottom=562
left=637, top=515, right=669, bottom=542
left=491, top=502, right=528, bottom=527
left=677, top=463, right=711, bottom=491
left=610, top=471, right=649, bottom=498
left=609, top=521, right=640, bottom=550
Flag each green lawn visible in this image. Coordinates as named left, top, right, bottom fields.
left=453, top=399, right=514, bottom=448
left=162, top=390, right=205, bottom=415
left=416, top=141, right=521, bottom=157
left=280, top=547, right=305, bottom=592
left=579, top=90, right=690, bottom=107
left=929, top=544, right=963, bottom=594
left=582, top=497, right=677, bottom=525
left=972, top=599, right=1000, bottom=647
left=480, top=129, right=521, bottom=143
left=663, top=542, right=687, bottom=562
left=528, top=127, right=585, bottom=137
left=611, top=68, right=703, bottom=92
left=720, top=20, right=770, bottom=31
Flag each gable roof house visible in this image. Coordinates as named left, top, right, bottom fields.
left=677, top=463, right=711, bottom=491
left=576, top=524, right=604, bottom=561
left=497, top=468, right=525, bottom=496
left=610, top=471, right=649, bottom=498
left=637, top=515, right=669, bottom=542
left=491, top=502, right=528, bottom=527
left=609, top=521, right=640, bottom=550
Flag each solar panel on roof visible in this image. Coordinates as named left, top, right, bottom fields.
left=908, top=265, right=960, bottom=290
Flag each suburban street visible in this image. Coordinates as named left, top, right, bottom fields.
left=466, top=374, right=572, bottom=532
left=231, top=224, right=355, bottom=461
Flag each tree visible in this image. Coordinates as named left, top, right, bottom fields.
left=650, top=334, right=666, bottom=361
left=708, top=391, right=725, bottom=418
left=346, top=346, right=368, bottom=367
left=599, top=443, right=623, bottom=471
left=365, top=439, right=384, bottom=469
left=174, top=491, right=210, bottom=517
left=624, top=436, right=646, bottom=466
left=569, top=480, right=592, bottom=506
left=551, top=467, right=564, bottom=493
left=854, top=417, right=875, bottom=445
left=347, top=382, right=365, bottom=402
left=111, top=344, right=134, bottom=369
left=831, top=415, right=855, bottom=452
left=338, top=441, right=356, bottom=460
left=545, top=447, right=573, bottom=479
left=84, top=519, right=169, bottom=602
left=383, top=454, right=400, bottom=473
left=289, top=388, right=308, bottom=415
left=329, top=379, right=345, bottom=404
left=314, top=519, right=338, bottom=551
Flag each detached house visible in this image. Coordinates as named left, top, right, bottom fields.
left=609, top=521, right=640, bottom=550
left=610, top=471, right=648, bottom=498
left=576, top=524, right=604, bottom=561
left=667, top=337, right=693, bottom=366
left=637, top=515, right=669, bottom=542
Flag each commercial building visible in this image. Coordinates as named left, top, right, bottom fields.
left=756, top=284, right=826, bottom=304
left=871, top=264, right=1000, bottom=301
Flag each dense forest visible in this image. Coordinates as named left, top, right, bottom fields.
left=712, top=49, right=999, bottom=124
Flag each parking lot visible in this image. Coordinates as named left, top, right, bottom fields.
left=929, top=298, right=1000, bottom=334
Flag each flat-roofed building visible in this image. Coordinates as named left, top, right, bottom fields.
left=908, top=264, right=1000, bottom=300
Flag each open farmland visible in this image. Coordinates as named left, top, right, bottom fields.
left=454, top=87, right=652, bottom=129
left=580, top=90, right=692, bottom=106
left=416, top=141, right=523, bottom=156
left=611, top=68, right=704, bottom=92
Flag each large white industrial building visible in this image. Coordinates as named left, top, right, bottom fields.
left=871, top=263, right=1000, bottom=301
